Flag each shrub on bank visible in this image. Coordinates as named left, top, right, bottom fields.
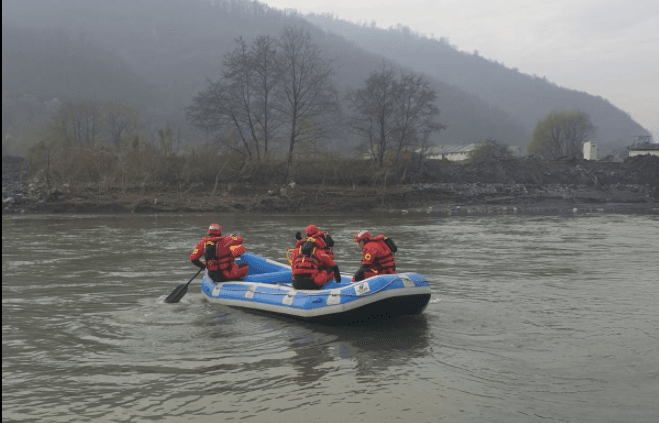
left=25, top=139, right=119, bottom=190
left=24, top=141, right=420, bottom=194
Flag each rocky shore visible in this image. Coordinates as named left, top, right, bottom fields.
left=3, top=155, right=658, bottom=216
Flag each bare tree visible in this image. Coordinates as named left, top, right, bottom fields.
left=186, top=36, right=281, bottom=160
left=103, top=101, right=142, bottom=146
left=52, top=101, right=103, bottom=144
left=250, top=35, right=281, bottom=157
left=345, top=64, right=397, bottom=165
left=186, top=79, right=245, bottom=153
left=527, top=111, right=596, bottom=159
left=346, top=64, right=443, bottom=167
left=187, top=27, right=339, bottom=170
left=276, top=26, right=340, bottom=175
left=391, top=72, right=444, bottom=170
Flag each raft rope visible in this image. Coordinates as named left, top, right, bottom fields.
left=215, top=278, right=403, bottom=298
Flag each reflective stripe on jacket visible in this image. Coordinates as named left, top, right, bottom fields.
left=361, top=236, right=396, bottom=274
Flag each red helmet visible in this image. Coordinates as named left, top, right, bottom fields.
left=207, top=223, right=222, bottom=236
left=306, top=224, right=320, bottom=237
left=354, top=230, right=371, bottom=243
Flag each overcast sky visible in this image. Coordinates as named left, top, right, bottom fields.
left=264, top=0, right=658, bottom=142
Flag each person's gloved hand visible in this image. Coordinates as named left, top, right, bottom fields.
left=295, top=231, right=302, bottom=240
left=333, top=266, right=341, bottom=283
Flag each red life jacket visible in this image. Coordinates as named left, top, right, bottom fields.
left=312, top=233, right=334, bottom=260
left=292, top=246, right=319, bottom=277
left=291, top=235, right=337, bottom=275
left=200, top=235, right=244, bottom=271
left=215, top=235, right=244, bottom=270
left=365, top=236, right=396, bottom=273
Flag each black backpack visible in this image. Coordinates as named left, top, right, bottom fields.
left=384, top=237, right=398, bottom=254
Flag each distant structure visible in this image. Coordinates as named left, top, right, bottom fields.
left=425, top=144, right=478, bottom=161
left=363, top=143, right=483, bottom=161
left=583, top=141, right=597, bottom=160
left=628, top=139, right=659, bottom=157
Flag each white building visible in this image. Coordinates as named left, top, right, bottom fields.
left=583, top=141, right=597, bottom=160
left=425, top=144, right=478, bottom=161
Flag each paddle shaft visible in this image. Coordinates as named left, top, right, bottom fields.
left=184, top=267, right=204, bottom=288
left=164, top=267, right=204, bottom=303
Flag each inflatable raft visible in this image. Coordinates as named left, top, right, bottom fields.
left=200, top=253, right=431, bottom=323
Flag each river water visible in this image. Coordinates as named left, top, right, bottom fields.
left=2, top=213, right=658, bottom=423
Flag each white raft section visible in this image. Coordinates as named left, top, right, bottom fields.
left=200, top=271, right=431, bottom=318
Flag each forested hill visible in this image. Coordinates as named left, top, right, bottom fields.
left=2, top=0, right=647, bottom=156
left=1, top=24, right=163, bottom=110
left=1, top=0, right=528, bottom=154
left=304, top=13, right=650, bottom=151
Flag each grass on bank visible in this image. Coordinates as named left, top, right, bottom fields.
left=22, top=137, right=433, bottom=197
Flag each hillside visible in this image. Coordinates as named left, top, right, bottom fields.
left=3, top=0, right=527, bottom=155
left=305, top=13, right=651, bottom=152
left=2, top=0, right=649, bottom=156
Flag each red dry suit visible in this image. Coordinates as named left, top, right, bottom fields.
left=290, top=238, right=338, bottom=289
left=305, top=233, right=334, bottom=260
left=305, top=225, right=335, bottom=260
left=352, top=235, right=396, bottom=282
left=190, top=235, right=248, bottom=282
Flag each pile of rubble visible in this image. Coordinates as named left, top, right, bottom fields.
left=2, top=156, right=61, bottom=214
left=422, top=155, right=659, bottom=187
left=2, top=156, right=26, bottom=213
left=3, top=153, right=658, bottom=215
left=407, top=155, right=658, bottom=212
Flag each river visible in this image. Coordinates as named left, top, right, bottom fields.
left=2, top=213, right=658, bottom=422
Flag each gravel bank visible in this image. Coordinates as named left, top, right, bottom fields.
left=3, top=155, right=658, bottom=216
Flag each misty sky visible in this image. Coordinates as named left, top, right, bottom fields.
left=265, top=0, right=658, bottom=142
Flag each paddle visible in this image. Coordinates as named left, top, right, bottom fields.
left=164, top=267, right=204, bottom=304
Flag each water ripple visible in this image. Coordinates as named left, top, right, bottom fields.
left=2, top=214, right=658, bottom=422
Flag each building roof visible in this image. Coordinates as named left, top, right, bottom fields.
left=426, top=144, right=478, bottom=155
left=628, top=142, right=659, bottom=151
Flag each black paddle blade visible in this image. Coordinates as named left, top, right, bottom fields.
left=164, top=284, right=188, bottom=303
left=165, top=268, right=203, bottom=304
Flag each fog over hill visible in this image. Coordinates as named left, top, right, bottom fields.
left=2, top=0, right=649, bottom=157
left=304, top=12, right=651, bottom=151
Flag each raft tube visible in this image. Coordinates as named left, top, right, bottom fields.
left=200, top=253, right=431, bottom=323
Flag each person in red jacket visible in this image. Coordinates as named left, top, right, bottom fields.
left=294, top=224, right=335, bottom=260
left=303, top=224, right=335, bottom=259
left=289, top=235, right=341, bottom=290
left=190, top=223, right=249, bottom=282
left=352, top=230, right=397, bottom=282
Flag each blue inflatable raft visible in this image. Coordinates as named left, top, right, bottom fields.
left=200, top=253, right=432, bottom=323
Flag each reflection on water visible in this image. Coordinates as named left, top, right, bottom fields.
left=288, top=315, right=430, bottom=385
left=289, top=333, right=333, bottom=385
left=3, top=213, right=658, bottom=423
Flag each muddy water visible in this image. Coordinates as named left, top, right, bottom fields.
left=2, top=213, right=658, bottom=422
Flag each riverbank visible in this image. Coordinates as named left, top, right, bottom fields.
left=3, top=155, right=658, bottom=216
